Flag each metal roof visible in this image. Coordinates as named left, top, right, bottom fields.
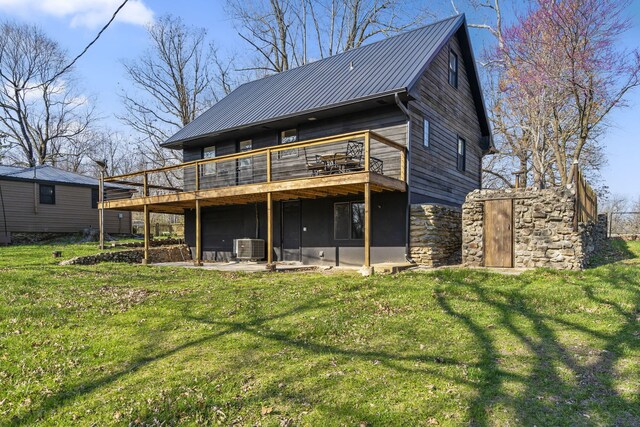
left=164, top=14, right=467, bottom=147
left=0, top=165, right=125, bottom=189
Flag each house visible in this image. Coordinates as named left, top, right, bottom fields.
left=0, top=165, right=132, bottom=241
left=101, top=14, right=492, bottom=267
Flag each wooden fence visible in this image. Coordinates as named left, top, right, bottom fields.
left=574, top=167, right=597, bottom=227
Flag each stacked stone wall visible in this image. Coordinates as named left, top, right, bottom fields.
left=60, top=245, right=191, bottom=265
left=410, top=204, right=462, bottom=266
left=462, top=187, right=607, bottom=270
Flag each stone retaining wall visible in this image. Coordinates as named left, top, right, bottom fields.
left=462, top=187, right=607, bottom=270
left=410, top=204, right=462, bottom=267
left=61, top=245, right=192, bottom=265
left=111, top=238, right=184, bottom=248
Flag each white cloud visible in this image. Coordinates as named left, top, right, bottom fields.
left=0, top=0, right=154, bottom=29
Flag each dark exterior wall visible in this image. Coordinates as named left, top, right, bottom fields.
left=0, top=179, right=131, bottom=234
left=182, top=105, right=407, bottom=162
left=407, top=29, right=484, bottom=206
left=184, top=192, right=406, bottom=265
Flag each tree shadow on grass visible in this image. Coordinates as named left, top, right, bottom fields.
left=7, top=296, right=336, bottom=426
left=10, top=247, right=640, bottom=426
left=587, top=239, right=637, bottom=268
left=433, top=252, right=640, bottom=426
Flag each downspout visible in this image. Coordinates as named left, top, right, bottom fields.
left=394, top=92, right=414, bottom=263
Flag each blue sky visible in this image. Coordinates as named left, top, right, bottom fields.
left=0, top=0, right=638, bottom=200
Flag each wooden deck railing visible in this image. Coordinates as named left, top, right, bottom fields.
left=103, top=130, right=406, bottom=202
left=574, top=167, right=597, bottom=228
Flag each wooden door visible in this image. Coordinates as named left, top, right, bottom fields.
left=484, top=199, right=513, bottom=268
left=281, top=201, right=301, bottom=262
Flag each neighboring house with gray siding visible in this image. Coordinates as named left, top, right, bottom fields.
left=0, top=165, right=132, bottom=238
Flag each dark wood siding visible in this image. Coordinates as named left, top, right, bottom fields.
left=184, top=192, right=406, bottom=265
left=181, top=105, right=407, bottom=162
left=407, top=30, right=484, bottom=206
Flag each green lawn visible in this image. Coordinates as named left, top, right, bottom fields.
left=0, top=241, right=638, bottom=426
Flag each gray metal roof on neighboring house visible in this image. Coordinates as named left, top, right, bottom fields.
left=0, top=165, right=24, bottom=176
left=164, top=14, right=470, bottom=147
left=0, top=165, right=126, bottom=189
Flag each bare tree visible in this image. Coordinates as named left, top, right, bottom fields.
left=0, top=21, right=94, bottom=167
left=120, top=15, right=226, bottom=172
left=228, top=0, right=430, bottom=74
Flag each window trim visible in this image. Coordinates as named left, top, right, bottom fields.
left=448, top=50, right=459, bottom=89
left=457, top=136, right=466, bottom=172
left=423, top=118, right=430, bottom=147
left=333, top=201, right=365, bottom=241
left=39, top=184, right=55, bottom=205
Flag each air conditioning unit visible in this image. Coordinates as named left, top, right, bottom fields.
left=233, top=238, right=265, bottom=261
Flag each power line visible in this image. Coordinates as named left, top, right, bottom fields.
left=43, top=0, right=130, bottom=87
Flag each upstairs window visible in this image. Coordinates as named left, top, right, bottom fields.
left=279, top=128, right=298, bottom=158
left=448, top=50, right=459, bottom=88
left=457, top=136, right=466, bottom=172
left=238, top=139, right=252, bottom=168
left=423, top=119, right=430, bottom=147
left=202, top=146, right=216, bottom=175
left=39, top=184, right=55, bottom=205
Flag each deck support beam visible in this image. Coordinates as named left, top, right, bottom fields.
left=364, top=182, right=371, bottom=267
left=143, top=204, right=150, bottom=264
left=195, top=199, right=202, bottom=266
left=267, top=192, right=273, bottom=264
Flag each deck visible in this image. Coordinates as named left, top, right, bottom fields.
left=99, top=130, right=407, bottom=266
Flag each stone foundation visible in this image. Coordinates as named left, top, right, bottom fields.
left=462, top=187, right=607, bottom=270
left=61, top=245, right=192, bottom=265
left=410, top=204, right=462, bottom=267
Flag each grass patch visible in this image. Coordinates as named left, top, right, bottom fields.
left=0, top=242, right=638, bottom=426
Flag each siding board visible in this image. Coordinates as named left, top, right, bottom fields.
left=0, top=180, right=131, bottom=233
left=407, top=31, right=483, bottom=205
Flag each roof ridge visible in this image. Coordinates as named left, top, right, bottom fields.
left=239, top=14, right=464, bottom=88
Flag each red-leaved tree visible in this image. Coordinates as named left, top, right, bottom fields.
left=495, top=0, right=640, bottom=188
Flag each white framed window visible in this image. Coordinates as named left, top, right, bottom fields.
left=279, top=128, right=298, bottom=158
left=423, top=119, right=430, bottom=147
left=202, top=146, right=216, bottom=175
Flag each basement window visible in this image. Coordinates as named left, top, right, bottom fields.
left=448, top=50, right=459, bottom=88
left=334, top=201, right=364, bottom=240
left=39, top=184, right=55, bottom=205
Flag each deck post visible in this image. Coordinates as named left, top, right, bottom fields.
left=98, top=169, right=104, bottom=250
left=266, top=149, right=272, bottom=183
left=364, top=182, right=371, bottom=267
left=364, top=132, right=371, bottom=171
left=400, top=148, right=406, bottom=183
left=267, top=192, right=273, bottom=264
left=195, top=199, right=202, bottom=266
left=143, top=204, right=150, bottom=264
